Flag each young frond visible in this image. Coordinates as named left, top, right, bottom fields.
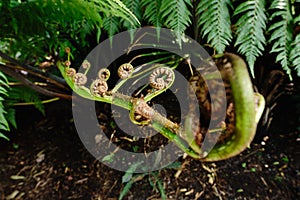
left=160, top=0, right=192, bottom=47
left=290, top=33, right=300, bottom=76
left=268, top=0, right=294, bottom=78
left=197, top=0, right=233, bottom=53
left=234, top=0, right=267, bottom=77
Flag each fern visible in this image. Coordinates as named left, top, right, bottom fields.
left=103, top=16, right=121, bottom=38
left=268, top=0, right=294, bottom=79
left=0, top=0, right=140, bottom=59
left=197, top=0, right=233, bottom=53
left=6, top=87, right=45, bottom=116
left=141, top=0, right=163, bottom=27
left=160, top=0, right=192, bottom=47
left=105, top=0, right=140, bottom=28
left=122, top=0, right=142, bottom=29
left=234, top=0, right=267, bottom=77
left=0, top=71, right=10, bottom=140
left=291, top=32, right=300, bottom=76
left=290, top=15, right=300, bottom=76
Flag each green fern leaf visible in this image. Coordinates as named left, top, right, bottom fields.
left=197, top=0, right=232, bottom=53
left=5, top=107, right=17, bottom=129
left=268, top=0, right=294, bottom=78
left=122, top=0, right=142, bottom=29
left=0, top=133, right=9, bottom=141
left=103, top=16, right=121, bottom=38
left=0, top=106, right=9, bottom=130
left=290, top=33, right=300, bottom=76
left=7, top=87, right=45, bottom=116
left=160, top=0, right=192, bottom=47
left=107, top=0, right=141, bottom=27
left=0, top=71, right=10, bottom=140
left=141, top=0, right=163, bottom=27
left=234, top=0, right=267, bottom=77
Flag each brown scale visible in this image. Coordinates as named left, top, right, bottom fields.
left=188, top=60, right=236, bottom=146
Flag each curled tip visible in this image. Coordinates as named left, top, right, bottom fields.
left=90, top=79, right=108, bottom=96
left=118, top=63, right=134, bottom=79
left=98, top=68, right=110, bottom=81
left=66, top=68, right=76, bottom=77
left=82, top=60, right=91, bottom=70
left=73, top=73, right=87, bottom=86
left=64, top=60, right=71, bottom=67
left=149, top=67, right=174, bottom=89
left=65, top=47, right=71, bottom=54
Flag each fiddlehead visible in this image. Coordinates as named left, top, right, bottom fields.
left=73, top=73, right=87, bottom=86
left=98, top=68, right=110, bottom=81
left=117, top=63, right=134, bottom=79
left=90, top=79, right=109, bottom=97
left=66, top=68, right=76, bottom=77
left=149, top=67, right=174, bottom=89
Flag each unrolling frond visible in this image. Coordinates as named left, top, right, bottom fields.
left=160, top=0, right=192, bottom=47
left=268, top=0, right=294, bottom=78
left=234, top=0, right=267, bottom=77
left=196, top=0, right=233, bottom=53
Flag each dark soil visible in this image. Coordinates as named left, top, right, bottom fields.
left=0, top=94, right=299, bottom=200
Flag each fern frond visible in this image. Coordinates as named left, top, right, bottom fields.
left=103, top=16, right=121, bottom=38
left=290, top=33, right=300, bottom=76
left=160, top=0, right=192, bottom=47
left=122, top=0, right=142, bottom=29
left=7, top=87, right=45, bottom=116
left=4, top=107, right=17, bottom=129
left=141, top=0, right=163, bottom=27
left=0, top=71, right=10, bottom=140
left=197, top=0, right=232, bottom=53
left=234, top=0, right=267, bottom=77
left=106, top=0, right=141, bottom=27
left=268, top=0, right=294, bottom=78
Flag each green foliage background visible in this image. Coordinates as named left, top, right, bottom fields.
left=0, top=0, right=300, bottom=139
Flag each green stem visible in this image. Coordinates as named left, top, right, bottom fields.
left=57, top=61, right=200, bottom=158
left=202, top=53, right=265, bottom=161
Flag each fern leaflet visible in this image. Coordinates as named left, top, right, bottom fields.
left=0, top=71, right=10, bottom=140
left=268, top=0, right=294, bottom=79
left=160, top=0, right=192, bottom=47
left=290, top=33, right=300, bottom=76
left=234, top=0, right=267, bottom=77
left=122, top=0, right=142, bottom=29
left=197, top=0, right=233, bottom=53
left=141, top=0, right=163, bottom=27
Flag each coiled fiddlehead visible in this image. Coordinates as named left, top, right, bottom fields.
left=90, top=79, right=108, bottom=97
left=66, top=68, right=76, bottom=77
left=118, top=63, right=134, bottom=79
left=98, top=68, right=110, bottom=81
left=149, top=67, right=174, bottom=89
left=73, top=73, right=87, bottom=86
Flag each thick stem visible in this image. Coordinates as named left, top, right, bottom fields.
left=202, top=53, right=264, bottom=161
